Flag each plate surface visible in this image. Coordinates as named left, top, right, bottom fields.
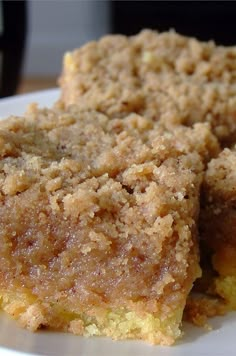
left=0, top=89, right=235, bottom=356
left=0, top=89, right=60, bottom=118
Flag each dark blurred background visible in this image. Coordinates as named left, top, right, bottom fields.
left=111, top=1, right=236, bottom=45
left=0, top=1, right=27, bottom=97
left=2, top=0, right=236, bottom=97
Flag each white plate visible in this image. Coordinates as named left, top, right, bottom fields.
left=0, top=89, right=60, bottom=118
left=0, top=90, right=235, bottom=356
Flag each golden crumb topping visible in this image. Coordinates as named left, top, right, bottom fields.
left=59, top=30, right=236, bottom=143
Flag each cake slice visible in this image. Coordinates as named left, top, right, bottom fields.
left=0, top=104, right=218, bottom=345
left=200, top=147, right=236, bottom=309
left=59, top=29, right=236, bottom=144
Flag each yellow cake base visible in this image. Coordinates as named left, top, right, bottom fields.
left=0, top=290, right=183, bottom=345
left=214, top=276, right=236, bottom=310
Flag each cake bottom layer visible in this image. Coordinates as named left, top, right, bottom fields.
left=0, top=290, right=183, bottom=345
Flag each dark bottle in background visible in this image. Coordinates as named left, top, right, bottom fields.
left=0, top=0, right=27, bottom=97
left=111, top=1, right=236, bottom=46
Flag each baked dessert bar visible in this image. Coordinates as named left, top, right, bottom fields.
left=0, top=104, right=218, bottom=345
left=200, top=148, right=236, bottom=309
left=59, top=30, right=236, bottom=144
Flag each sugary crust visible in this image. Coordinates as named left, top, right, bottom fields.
left=0, top=105, right=218, bottom=344
left=59, top=29, right=236, bottom=143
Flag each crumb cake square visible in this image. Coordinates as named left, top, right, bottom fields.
left=0, top=105, right=218, bottom=345
left=200, top=148, right=236, bottom=309
left=59, top=30, right=236, bottom=144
